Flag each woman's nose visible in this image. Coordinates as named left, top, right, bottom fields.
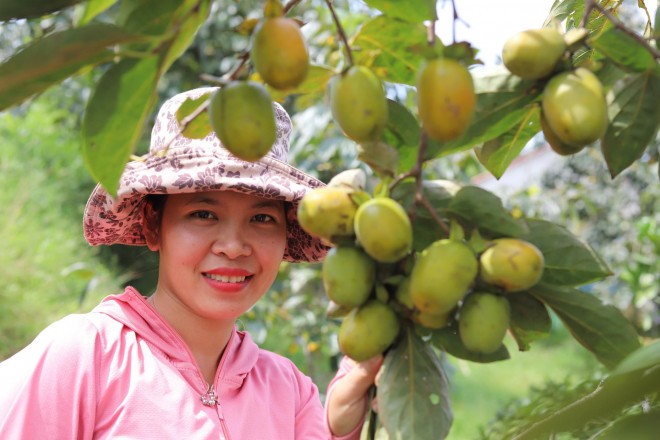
left=210, top=225, right=252, bottom=259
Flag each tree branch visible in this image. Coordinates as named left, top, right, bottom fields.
left=325, top=0, right=354, bottom=66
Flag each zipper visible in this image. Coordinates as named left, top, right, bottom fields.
left=200, top=383, right=231, bottom=440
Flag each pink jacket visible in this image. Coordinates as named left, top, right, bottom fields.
left=0, top=287, right=358, bottom=439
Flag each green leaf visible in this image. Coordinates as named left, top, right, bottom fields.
left=362, top=0, right=437, bottom=22
left=176, top=92, right=214, bottom=139
left=610, top=339, right=660, bottom=377
left=590, top=28, right=657, bottom=73
left=357, top=141, right=399, bottom=178
left=269, top=65, right=335, bottom=103
left=438, top=67, right=542, bottom=158
left=602, top=71, right=660, bottom=178
left=0, top=23, right=142, bottom=111
left=75, top=0, right=118, bottom=25
left=352, top=16, right=429, bottom=86
left=447, top=186, right=529, bottom=237
left=595, top=412, right=660, bottom=440
left=378, top=326, right=453, bottom=439
left=0, top=0, right=84, bottom=20
left=543, top=0, right=580, bottom=27
left=159, top=0, right=212, bottom=71
left=531, top=283, right=641, bottom=369
left=121, top=0, right=183, bottom=36
left=430, top=323, right=510, bottom=363
left=474, top=105, right=541, bottom=178
left=82, top=57, right=160, bottom=196
left=507, top=293, right=552, bottom=351
left=382, top=99, right=422, bottom=172
left=522, top=219, right=612, bottom=286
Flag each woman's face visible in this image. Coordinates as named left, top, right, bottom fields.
left=146, top=191, right=287, bottom=324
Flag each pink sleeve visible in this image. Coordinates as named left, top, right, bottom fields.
left=0, top=315, right=100, bottom=439
left=324, top=356, right=367, bottom=440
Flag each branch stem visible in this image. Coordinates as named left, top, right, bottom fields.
left=325, top=0, right=354, bottom=66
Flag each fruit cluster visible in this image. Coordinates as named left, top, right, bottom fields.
left=297, top=177, right=546, bottom=362
left=502, top=27, right=609, bottom=156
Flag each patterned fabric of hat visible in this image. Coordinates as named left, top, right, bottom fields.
left=83, top=87, right=329, bottom=263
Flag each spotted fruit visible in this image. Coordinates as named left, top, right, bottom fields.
left=416, top=58, right=476, bottom=142
left=297, top=187, right=358, bottom=243
left=479, top=238, right=544, bottom=292
left=541, top=111, right=584, bottom=156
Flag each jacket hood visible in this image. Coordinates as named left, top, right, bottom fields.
left=92, top=287, right=259, bottom=390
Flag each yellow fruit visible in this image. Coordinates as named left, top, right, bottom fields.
left=540, top=110, right=584, bottom=156
left=329, top=66, right=388, bottom=143
left=323, top=246, right=376, bottom=309
left=479, top=238, right=544, bottom=292
left=354, top=197, right=412, bottom=263
left=541, top=67, right=608, bottom=147
left=338, top=300, right=400, bottom=362
left=502, top=28, right=566, bottom=80
left=251, top=17, right=309, bottom=90
left=413, top=310, right=451, bottom=329
left=409, top=239, right=478, bottom=315
left=459, top=292, right=510, bottom=354
left=297, top=187, right=358, bottom=242
left=416, top=58, right=476, bottom=142
left=209, top=81, right=276, bottom=162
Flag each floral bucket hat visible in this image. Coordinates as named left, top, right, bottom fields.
left=83, top=87, right=328, bottom=263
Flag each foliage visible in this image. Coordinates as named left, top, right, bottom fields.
left=0, top=93, right=123, bottom=360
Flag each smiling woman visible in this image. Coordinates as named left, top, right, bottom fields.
left=0, top=87, right=379, bottom=440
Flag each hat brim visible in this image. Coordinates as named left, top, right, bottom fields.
left=83, top=147, right=329, bottom=263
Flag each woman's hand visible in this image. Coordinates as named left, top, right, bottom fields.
left=326, top=355, right=383, bottom=436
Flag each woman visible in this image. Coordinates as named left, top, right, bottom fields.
left=0, top=87, right=378, bottom=439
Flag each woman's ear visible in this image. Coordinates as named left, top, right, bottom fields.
left=143, top=199, right=161, bottom=251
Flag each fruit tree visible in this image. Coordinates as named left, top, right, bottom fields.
left=1, top=0, right=658, bottom=438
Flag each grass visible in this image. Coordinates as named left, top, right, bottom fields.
left=447, top=324, right=600, bottom=440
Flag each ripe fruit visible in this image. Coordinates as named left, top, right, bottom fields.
left=479, top=238, right=544, bottom=292
left=541, top=67, right=608, bottom=147
left=338, top=300, right=400, bottom=362
left=329, top=66, right=388, bottom=143
left=502, top=28, right=566, bottom=80
left=251, top=17, right=309, bottom=90
left=354, top=197, right=412, bottom=263
left=413, top=310, right=451, bottom=329
left=323, top=246, right=375, bottom=309
left=209, top=81, right=276, bottom=162
left=297, top=187, right=358, bottom=242
left=540, top=111, right=584, bottom=156
left=459, top=292, right=510, bottom=354
left=409, top=239, right=478, bottom=315
left=416, top=58, right=476, bottom=142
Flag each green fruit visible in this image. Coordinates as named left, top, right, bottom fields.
left=416, top=58, right=476, bottom=142
left=297, top=187, right=358, bottom=242
left=323, top=246, right=376, bottom=309
left=251, top=17, right=309, bottom=90
left=409, top=239, right=478, bottom=315
left=459, top=292, right=510, bottom=354
left=354, top=197, right=412, bottom=263
left=502, top=28, right=566, bottom=80
left=413, top=310, right=451, bottom=329
left=209, top=81, right=276, bottom=162
left=541, top=110, right=585, bottom=156
left=479, top=238, right=544, bottom=292
left=338, top=300, right=400, bottom=362
left=541, top=67, right=608, bottom=147
left=395, top=276, right=414, bottom=310
left=329, top=66, right=388, bottom=143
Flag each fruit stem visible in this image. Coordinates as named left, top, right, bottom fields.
left=581, top=0, right=660, bottom=59
left=283, top=0, right=303, bottom=14
left=324, top=0, right=354, bottom=66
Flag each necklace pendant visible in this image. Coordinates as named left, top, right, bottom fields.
left=201, top=384, right=218, bottom=406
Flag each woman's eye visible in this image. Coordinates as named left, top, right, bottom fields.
left=253, top=213, right=275, bottom=223
left=192, top=210, right=216, bottom=220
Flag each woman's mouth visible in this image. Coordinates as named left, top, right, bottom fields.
left=203, top=273, right=250, bottom=283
